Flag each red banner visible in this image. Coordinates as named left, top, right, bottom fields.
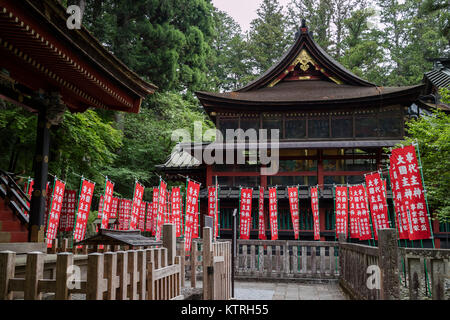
left=110, top=197, right=119, bottom=219
left=207, top=186, right=219, bottom=239
left=155, top=180, right=167, bottom=241
left=239, top=188, right=253, bottom=240
left=365, top=173, right=390, bottom=240
left=184, top=180, right=200, bottom=253
left=129, top=181, right=144, bottom=230
left=269, top=187, right=278, bottom=240
left=258, top=187, right=266, bottom=240
left=310, top=187, right=320, bottom=240
left=334, top=186, right=348, bottom=238
left=151, top=188, right=159, bottom=235
left=59, top=189, right=75, bottom=232
left=138, top=201, right=146, bottom=231
left=100, top=179, right=114, bottom=230
left=46, top=179, right=66, bottom=248
left=24, top=178, right=33, bottom=217
left=349, top=186, right=360, bottom=239
left=118, top=199, right=132, bottom=230
left=287, top=187, right=300, bottom=240
left=145, top=202, right=153, bottom=232
left=352, top=185, right=372, bottom=241
left=171, top=187, right=183, bottom=237
left=73, top=179, right=95, bottom=242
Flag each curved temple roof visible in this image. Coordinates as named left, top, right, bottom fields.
left=196, top=23, right=423, bottom=112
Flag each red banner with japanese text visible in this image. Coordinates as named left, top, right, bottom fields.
left=184, top=180, right=200, bottom=253
left=46, top=179, right=66, bottom=248
left=390, top=145, right=431, bottom=240
left=145, top=202, right=153, bottom=232
left=101, top=179, right=114, bottom=230
left=269, top=187, right=278, bottom=240
left=151, top=188, right=159, bottom=235
left=59, top=189, right=76, bottom=232
left=171, top=187, right=183, bottom=237
left=129, top=181, right=144, bottom=230
left=353, top=185, right=372, bottom=241
left=138, top=201, right=146, bottom=231
left=239, top=188, right=253, bottom=240
left=207, top=187, right=219, bottom=239
left=258, top=187, right=266, bottom=240
left=155, top=180, right=167, bottom=241
left=110, top=197, right=119, bottom=219
left=287, top=187, right=300, bottom=240
left=24, top=178, right=33, bottom=217
left=310, top=187, right=320, bottom=240
left=118, top=199, right=132, bottom=230
left=349, top=186, right=360, bottom=239
left=334, top=186, right=348, bottom=238
left=365, top=173, right=390, bottom=240
left=73, top=179, right=95, bottom=242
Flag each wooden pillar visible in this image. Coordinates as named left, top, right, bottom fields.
left=162, top=224, right=176, bottom=266
left=0, top=251, right=15, bottom=300
left=206, top=165, right=213, bottom=186
left=432, top=219, right=441, bottom=248
left=24, top=252, right=44, bottom=300
left=29, top=107, right=50, bottom=242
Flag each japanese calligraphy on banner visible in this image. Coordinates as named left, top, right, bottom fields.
left=334, top=186, right=348, bottom=238
left=310, top=187, right=320, bottom=240
left=171, top=187, right=183, bottom=237
left=118, top=199, right=132, bottom=230
left=365, top=173, right=390, bottom=240
left=97, top=195, right=104, bottom=219
left=101, top=179, right=114, bottom=230
left=138, top=201, right=146, bottom=231
left=207, top=187, right=219, bottom=239
left=353, top=185, right=372, bottom=241
left=155, top=180, right=167, bottom=241
left=151, top=188, right=159, bottom=235
left=258, top=187, right=266, bottom=240
left=145, top=202, right=153, bottom=232
left=129, top=181, right=144, bottom=230
left=46, top=179, right=66, bottom=248
left=268, top=187, right=278, bottom=240
left=63, top=190, right=77, bottom=232
left=73, top=179, right=95, bottom=242
left=239, top=188, right=253, bottom=240
left=287, top=187, right=300, bottom=240
left=110, top=197, right=119, bottom=219
left=390, top=145, right=431, bottom=240
left=348, top=186, right=360, bottom=239
left=184, top=180, right=200, bottom=253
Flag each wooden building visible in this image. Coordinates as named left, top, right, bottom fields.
left=0, top=0, right=156, bottom=243
left=158, top=23, right=447, bottom=247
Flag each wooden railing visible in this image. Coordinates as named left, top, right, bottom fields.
left=0, top=169, right=30, bottom=225
left=338, top=229, right=450, bottom=300
left=235, top=240, right=339, bottom=280
left=0, top=224, right=183, bottom=300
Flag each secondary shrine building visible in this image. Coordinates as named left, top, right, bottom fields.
left=158, top=23, right=445, bottom=246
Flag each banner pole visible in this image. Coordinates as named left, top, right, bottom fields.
left=413, top=142, right=435, bottom=248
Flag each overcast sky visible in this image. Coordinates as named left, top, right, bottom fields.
left=212, top=0, right=292, bottom=33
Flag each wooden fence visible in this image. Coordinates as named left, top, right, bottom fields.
left=235, top=240, right=339, bottom=280
left=0, top=224, right=183, bottom=300
left=338, top=229, right=450, bottom=300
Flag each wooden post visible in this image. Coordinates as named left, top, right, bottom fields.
left=55, top=252, right=73, bottom=300
left=137, top=250, right=146, bottom=300
left=127, top=250, right=138, bottom=300
left=61, top=239, right=68, bottom=253
left=87, top=253, right=104, bottom=300
left=103, top=252, right=117, bottom=300
left=179, top=240, right=186, bottom=287
left=202, top=227, right=212, bottom=300
left=431, top=259, right=445, bottom=300
left=190, top=241, right=197, bottom=288
left=24, top=252, right=44, bottom=300
left=377, top=229, right=399, bottom=300
left=29, top=106, right=50, bottom=243
left=163, top=224, right=176, bottom=266
left=147, top=260, right=155, bottom=300
left=0, top=251, right=15, bottom=300
left=338, top=233, right=346, bottom=276
left=116, top=251, right=128, bottom=300
left=161, top=248, right=168, bottom=268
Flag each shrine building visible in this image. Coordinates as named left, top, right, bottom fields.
left=158, top=22, right=446, bottom=246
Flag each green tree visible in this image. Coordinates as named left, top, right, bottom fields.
left=402, top=109, right=450, bottom=223
left=247, top=0, right=290, bottom=75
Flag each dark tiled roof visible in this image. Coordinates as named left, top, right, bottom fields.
left=75, top=229, right=161, bottom=246
left=197, top=80, right=422, bottom=104
left=424, top=68, right=450, bottom=89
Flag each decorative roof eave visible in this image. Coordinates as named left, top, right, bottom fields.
left=236, top=25, right=375, bottom=92
left=0, top=0, right=157, bottom=113
left=196, top=84, right=424, bottom=112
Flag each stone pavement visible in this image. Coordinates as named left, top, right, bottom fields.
left=233, top=281, right=348, bottom=300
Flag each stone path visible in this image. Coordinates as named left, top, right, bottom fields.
left=233, top=281, right=348, bottom=300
